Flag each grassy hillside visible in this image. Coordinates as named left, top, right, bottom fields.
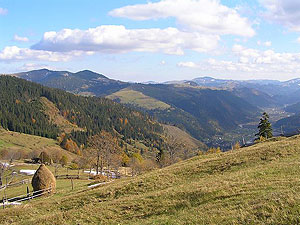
left=2, top=135, right=300, bottom=224
left=0, top=128, right=75, bottom=159
left=107, top=88, right=170, bottom=110
left=40, top=97, right=84, bottom=133
left=163, top=124, right=207, bottom=151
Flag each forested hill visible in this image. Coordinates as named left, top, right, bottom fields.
left=13, top=68, right=129, bottom=96
left=0, top=76, right=164, bottom=150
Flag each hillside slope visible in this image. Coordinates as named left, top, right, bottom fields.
left=0, top=128, right=76, bottom=160
left=0, top=76, right=164, bottom=148
left=131, top=84, right=260, bottom=138
left=2, top=136, right=300, bottom=224
left=163, top=124, right=207, bottom=151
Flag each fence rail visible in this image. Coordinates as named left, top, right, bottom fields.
left=1, top=186, right=52, bottom=209
left=55, top=174, right=80, bottom=179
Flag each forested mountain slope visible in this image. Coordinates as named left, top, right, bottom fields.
left=6, top=69, right=262, bottom=148
left=0, top=76, right=164, bottom=150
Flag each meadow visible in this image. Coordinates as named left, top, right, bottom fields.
left=1, top=135, right=300, bottom=224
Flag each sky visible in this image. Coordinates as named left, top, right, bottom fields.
left=1, top=0, right=300, bottom=82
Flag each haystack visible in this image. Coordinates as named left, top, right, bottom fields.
left=32, top=164, right=56, bottom=194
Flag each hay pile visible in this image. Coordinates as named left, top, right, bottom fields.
left=32, top=164, right=56, bottom=194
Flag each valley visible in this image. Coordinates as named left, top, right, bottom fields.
left=8, top=69, right=300, bottom=149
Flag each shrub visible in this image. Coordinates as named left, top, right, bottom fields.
left=60, top=155, right=68, bottom=167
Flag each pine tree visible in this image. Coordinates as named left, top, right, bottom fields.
left=256, top=112, right=273, bottom=139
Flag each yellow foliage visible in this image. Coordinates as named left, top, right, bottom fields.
left=233, top=142, right=240, bottom=150
left=255, top=136, right=266, bottom=143
left=132, top=152, right=143, bottom=162
left=206, top=147, right=222, bottom=154
left=121, top=152, right=130, bottom=166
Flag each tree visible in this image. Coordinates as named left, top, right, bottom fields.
left=206, top=147, right=222, bottom=154
left=256, top=112, right=273, bottom=140
left=60, top=155, right=68, bottom=167
left=87, top=131, right=121, bottom=175
left=39, top=151, right=52, bottom=164
left=233, top=142, right=240, bottom=150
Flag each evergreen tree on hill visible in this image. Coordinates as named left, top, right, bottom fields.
left=256, top=112, right=273, bottom=140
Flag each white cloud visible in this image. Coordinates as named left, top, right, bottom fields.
left=232, top=45, right=300, bottom=66
left=14, top=35, right=29, bottom=42
left=160, top=60, right=166, bottom=65
left=260, top=0, right=300, bottom=31
left=109, top=0, right=255, bottom=37
left=264, top=41, right=272, bottom=47
left=0, top=46, right=84, bottom=62
left=19, top=63, right=48, bottom=71
left=257, top=40, right=272, bottom=47
left=31, top=25, right=220, bottom=55
left=179, top=45, right=300, bottom=74
left=177, top=61, right=198, bottom=68
left=0, top=8, right=7, bottom=15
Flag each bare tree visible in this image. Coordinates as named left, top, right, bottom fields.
left=88, top=131, right=121, bottom=175
left=165, top=135, right=185, bottom=165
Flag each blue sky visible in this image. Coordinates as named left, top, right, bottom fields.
left=1, top=0, right=300, bottom=82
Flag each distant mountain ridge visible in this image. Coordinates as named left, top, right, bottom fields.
left=3, top=69, right=264, bottom=148
left=12, top=69, right=129, bottom=96
left=10, top=69, right=300, bottom=105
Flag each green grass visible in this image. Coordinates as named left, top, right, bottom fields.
left=0, top=139, right=13, bottom=148
left=107, top=88, right=171, bottom=110
left=0, top=128, right=75, bottom=159
left=1, top=164, right=91, bottom=200
left=163, top=124, right=207, bottom=150
left=3, top=136, right=300, bottom=224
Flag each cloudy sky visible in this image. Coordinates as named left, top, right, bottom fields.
left=1, top=0, right=300, bottom=82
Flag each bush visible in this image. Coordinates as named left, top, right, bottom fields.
left=39, top=151, right=52, bottom=164
left=69, top=162, right=79, bottom=170
left=60, top=155, right=68, bottom=167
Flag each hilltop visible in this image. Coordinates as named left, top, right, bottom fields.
left=2, top=135, right=300, bottom=224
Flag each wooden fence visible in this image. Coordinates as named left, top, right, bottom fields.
left=1, top=186, right=52, bottom=209
left=55, top=174, right=80, bottom=179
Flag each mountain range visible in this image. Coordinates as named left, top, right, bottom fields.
left=6, top=69, right=300, bottom=147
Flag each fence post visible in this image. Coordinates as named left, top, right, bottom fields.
left=2, top=197, right=4, bottom=209
left=4, top=188, right=6, bottom=204
left=71, top=178, right=74, bottom=191
left=27, top=186, right=30, bottom=201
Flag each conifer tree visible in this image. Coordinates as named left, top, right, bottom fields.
left=256, top=112, right=273, bottom=139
